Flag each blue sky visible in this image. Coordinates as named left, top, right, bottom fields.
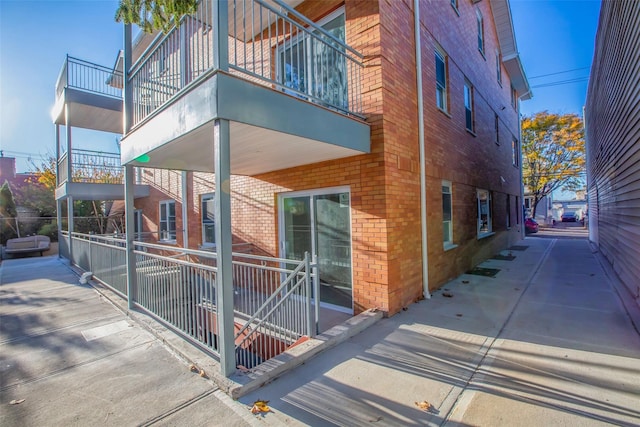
left=0, top=0, right=601, bottom=173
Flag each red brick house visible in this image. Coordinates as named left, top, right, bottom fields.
left=54, top=0, right=529, bottom=376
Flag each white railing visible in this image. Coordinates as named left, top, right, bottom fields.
left=128, top=0, right=363, bottom=128
left=63, top=232, right=317, bottom=370
left=56, top=56, right=123, bottom=99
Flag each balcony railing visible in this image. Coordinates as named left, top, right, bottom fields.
left=128, top=0, right=364, bottom=128
left=62, top=231, right=317, bottom=372
left=56, top=56, right=123, bottom=100
left=57, top=148, right=124, bottom=185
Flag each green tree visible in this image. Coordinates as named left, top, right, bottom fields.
left=115, top=0, right=198, bottom=33
left=14, top=175, right=56, bottom=217
left=522, top=111, right=585, bottom=218
left=0, top=181, right=20, bottom=243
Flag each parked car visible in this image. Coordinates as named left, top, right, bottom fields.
left=561, top=210, right=580, bottom=222
left=525, top=217, right=539, bottom=234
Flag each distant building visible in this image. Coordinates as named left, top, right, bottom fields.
left=585, top=0, right=640, bottom=307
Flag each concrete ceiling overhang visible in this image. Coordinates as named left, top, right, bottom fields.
left=120, top=72, right=370, bottom=176
left=51, top=88, right=123, bottom=134
left=490, top=0, right=532, bottom=100
left=124, top=120, right=366, bottom=175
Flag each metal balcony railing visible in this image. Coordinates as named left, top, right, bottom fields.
left=63, top=231, right=317, bottom=371
left=56, top=56, right=123, bottom=100
left=57, top=148, right=124, bottom=185
left=128, top=0, right=364, bottom=129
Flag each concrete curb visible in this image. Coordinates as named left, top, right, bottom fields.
left=59, top=257, right=383, bottom=400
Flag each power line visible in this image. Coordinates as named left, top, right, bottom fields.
left=530, top=77, right=589, bottom=89
left=528, top=66, right=590, bottom=80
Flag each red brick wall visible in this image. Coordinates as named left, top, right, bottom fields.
left=132, top=0, right=524, bottom=316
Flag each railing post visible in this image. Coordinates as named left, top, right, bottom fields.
left=125, top=165, right=137, bottom=308
left=65, top=104, right=72, bottom=182
left=312, top=253, right=319, bottom=335
left=56, top=199, right=63, bottom=258
left=304, top=251, right=313, bottom=337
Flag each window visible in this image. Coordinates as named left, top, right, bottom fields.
left=512, top=137, right=519, bottom=166
left=496, top=51, right=502, bottom=85
left=202, top=193, right=215, bottom=246
left=435, top=49, right=448, bottom=112
left=159, top=200, right=176, bottom=242
left=278, top=9, right=347, bottom=110
left=477, top=189, right=492, bottom=237
left=464, top=80, right=474, bottom=132
left=506, top=195, right=511, bottom=229
left=442, top=181, right=453, bottom=245
left=495, top=114, right=500, bottom=145
left=511, top=85, right=518, bottom=108
left=477, top=11, right=485, bottom=55
left=516, top=196, right=520, bottom=224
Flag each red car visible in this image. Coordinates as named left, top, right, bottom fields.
left=525, top=217, right=539, bottom=234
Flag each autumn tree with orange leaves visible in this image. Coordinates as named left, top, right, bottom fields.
left=522, top=111, right=585, bottom=218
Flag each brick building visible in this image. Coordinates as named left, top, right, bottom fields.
left=54, top=0, right=529, bottom=375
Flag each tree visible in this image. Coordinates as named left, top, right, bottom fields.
left=115, top=0, right=198, bottom=33
left=0, top=181, right=20, bottom=242
left=522, top=111, right=585, bottom=218
left=14, top=175, right=56, bottom=218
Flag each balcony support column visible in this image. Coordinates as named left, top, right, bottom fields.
left=55, top=124, right=60, bottom=186
left=123, top=24, right=133, bottom=134
left=124, top=165, right=137, bottom=309
left=181, top=171, right=189, bottom=248
left=67, top=196, right=74, bottom=263
left=214, top=119, right=234, bottom=377
left=65, top=105, right=72, bottom=182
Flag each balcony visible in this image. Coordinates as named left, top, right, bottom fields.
left=55, top=148, right=149, bottom=200
left=51, top=56, right=123, bottom=133
left=120, top=0, right=370, bottom=175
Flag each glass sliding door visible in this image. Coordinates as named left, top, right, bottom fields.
left=280, top=189, right=352, bottom=312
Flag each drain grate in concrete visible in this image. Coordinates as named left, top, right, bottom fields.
left=466, top=267, right=501, bottom=277
left=509, top=245, right=529, bottom=251
left=492, top=254, right=516, bottom=261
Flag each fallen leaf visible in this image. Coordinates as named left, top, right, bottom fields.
left=199, top=369, right=207, bottom=378
left=251, top=400, right=271, bottom=414
left=456, top=313, right=463, bottom=317
left=369, top=415, right=383, bottom=422
left=442, top=292, right=453, bottom=298
left=189, top=364, right=198, bottom=373
left=415, top=401, right=431, bottom=411
left=9, top=399, right=25, bottom=405
left=461, top=280, right=469, bottom=284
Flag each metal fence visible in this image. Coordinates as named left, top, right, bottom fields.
left=63, top=232, right=316, bottom=372
left=56, top=56, right=123, bottom=99
left=129, top=0, right=363, bottom=127
left=70, top=149, right=123, bottom=184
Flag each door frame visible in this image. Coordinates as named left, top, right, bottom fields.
left=277, top=185, right=353, bottom=314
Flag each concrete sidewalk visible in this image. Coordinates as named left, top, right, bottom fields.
left=240, top=237, right=640, bottom=426
left=0, top=256, right=258, bottom=427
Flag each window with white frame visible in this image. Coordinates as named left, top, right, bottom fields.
left=495, top=114, right=500, bottom=144
left=435, top=49, right=448, bottom=112
left=477, top=189, right=492, bottom=237
left=464, top=79, right=474, bottom=132
left=477, top=10, right=485, bottom=55
left=159, top=200, right=176, bottom=242
left=496, top=51, right=502, bottom=85
left=442, top=181, right=453, bottom=245
left=511, top=85, right=518, bottom=108
left=202, top=193, right=215, bottom=246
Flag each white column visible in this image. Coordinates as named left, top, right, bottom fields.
left=124, top=165, right=137, bottom=309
